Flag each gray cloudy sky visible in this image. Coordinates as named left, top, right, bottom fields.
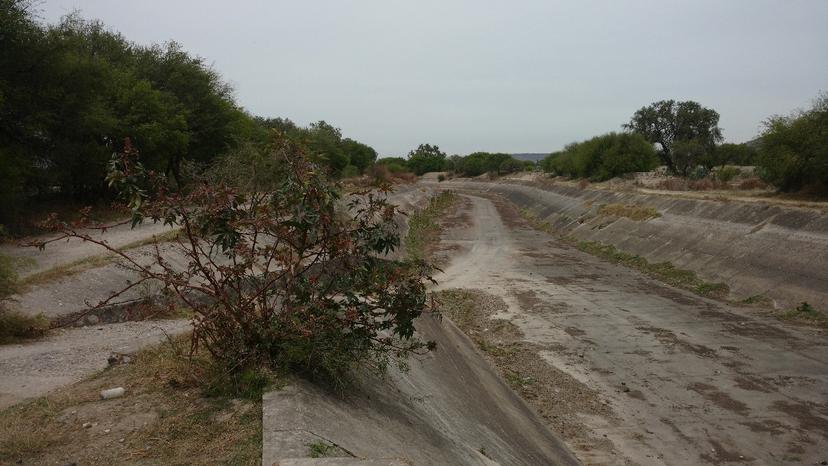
left=39, top=0, right=828, bottom=156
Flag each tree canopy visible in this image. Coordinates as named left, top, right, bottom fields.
left=407, top=144, right=447, bottom=175
left=0, top=2, right=378, bottom=230
left=757, top=92, right=828, bottom=192
left=624, top=100, right=723, bottom=173
left=541, top=133, right=659, bottom=181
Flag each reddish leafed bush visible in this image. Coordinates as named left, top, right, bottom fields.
left=36, top=137, right=437, bottom=383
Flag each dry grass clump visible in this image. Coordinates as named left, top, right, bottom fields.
left=597, top=203, right=660, bottom=221
left=0, top=335, right=264, bottom=465
left=652, top=176, right=769, bottom=192
left=0, top=309, right=49, bottom=344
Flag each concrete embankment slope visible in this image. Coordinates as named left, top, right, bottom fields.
left=263, top=316, right=578, bottom=466
left=442, top=179, right=828, bottom=310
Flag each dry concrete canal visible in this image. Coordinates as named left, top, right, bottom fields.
left=430, top=189, right=828, bottom=465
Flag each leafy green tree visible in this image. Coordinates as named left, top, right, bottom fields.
left=342, top=138, right=377, bottom=173
left=407, top=144, right=447, bottom=175
left=304, top=120, right=349, bottom=176
left=624, top=100, right=723, bottom=173
left=671, top=139, right=708, bottom=176
left=541, top=133, right=659, bottom=180
left=757, top=92, right=828, bottom=192
left=713, top=143, right=758, bottom=167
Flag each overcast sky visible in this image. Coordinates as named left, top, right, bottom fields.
left=37, top=0, right=828, bottom=156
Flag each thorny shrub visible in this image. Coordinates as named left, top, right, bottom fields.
left=34, top=137, right=438, bottom=384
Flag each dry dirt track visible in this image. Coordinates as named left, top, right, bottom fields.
left=434, top=191, right=828, bottom=465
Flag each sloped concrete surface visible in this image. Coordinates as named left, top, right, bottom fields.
left=442, top=179, right=828, bottom=309
left=262, top=316, right=578, bottom=466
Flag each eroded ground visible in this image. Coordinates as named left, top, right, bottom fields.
left=434, top=192, right=828, bottom=465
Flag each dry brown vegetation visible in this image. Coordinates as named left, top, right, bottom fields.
left=0, top=335, right=263, bottom=465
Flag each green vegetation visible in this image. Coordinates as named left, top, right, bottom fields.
left=0, top=2, right=378, bottom=232
left=573, top=240, right=729, bottom=298
left=405, top=191, right=459, bottom=261
left=54, top=138, right=438, bottom=387
left=597, top=203, right=660, bottom=221
left=540, top=132, right=659, bottom=181
left=780, top=302, right=826, bottom=324
left=713, top=143, right=759, bottom=167
left=625, top=100, right=723, bottom=173
left=0, top=309, right=49, bottom=345
left=714, top=166, right=743, bottom=182
left=450, top=152, right=528, bottom=177
left=756, top=92, right=828, bottom=193
left=307, top=441, right=336, bottom=458
left=740, top=294, right=772, bottom=306
left=407, top=143, right=448, bottom=175
left=0, top=252, right=49, bottom=344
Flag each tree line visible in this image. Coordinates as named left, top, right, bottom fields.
left=541, top=95, right=826, bottom=193
left=376, top=144, right=533, bottom=177
left=0, top=1, right=379, bottom=231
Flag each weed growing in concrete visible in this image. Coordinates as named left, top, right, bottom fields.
left=574, top=240, right=729, bottom=299
left=780, top=302, right=826, bottom=324
left=0, top=253, right=49, bottom=344
left=405, top=190, right=458, bottom=261
left=307, top=441, right=335, bottom=458
left=0, top=309, right=49, bottom=345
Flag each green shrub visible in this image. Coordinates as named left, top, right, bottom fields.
left=672, top=140, right=710, bottom=177
left=687, top=165, right=710, bottom=181
left=51, top=138, right=437, bottom=384
left=715, top=166, right=742, bottom=182
left=541, top=133, right=659, bottom=181
left=757, top=92, right=828, bottom=192
left=340, top=164, right=360, bottom=178
left=714, top=143, right=758, bottom=166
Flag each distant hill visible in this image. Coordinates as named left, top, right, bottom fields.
left=511, top=153, right=548, bottom=162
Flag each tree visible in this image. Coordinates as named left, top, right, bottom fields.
left=342, top=138, right=377, bottom=173
left=407, top=143, right=447, bottom=175
left=713, top=143, right=758, bottom=167
left=671, top=139, right=708, bottom=177
left=540, top=133, right=659, bottom=180
left=624, top=100, right=723, bottom=173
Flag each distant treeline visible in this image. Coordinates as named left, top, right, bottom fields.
left=0, top=1, right=378, bottom=230
left=376, top=144, right=533, bottom=177
left=539, top=95, right=826, bottom=192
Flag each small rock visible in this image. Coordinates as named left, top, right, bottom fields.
left=104, top=428, right=111, bottom=434
left=622, top=386, right=630, bottom=393
left=82, top=422, right=93, bottom=429
left=100, top=387, right=125, bottom=400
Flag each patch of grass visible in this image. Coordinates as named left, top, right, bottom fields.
left=519, top=209, right=555, bottom=234
left=740, top=294, right=773, bottom=307
left=405, top=191, right=458, bottom=261
left=307, top=441, right=335, bottom=458
left=0, top=334, right=264, bottom=465
left=596, top=203, right=660, bottom=221
left=573, top=240, right=730, bottom=299
left=504, top=371, right=535, bottom=389
left=19, top=229, right=181, bottom=289
left=0, top=309, right=49, bottom=345
left=780, top=302, right=827, bottom=324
